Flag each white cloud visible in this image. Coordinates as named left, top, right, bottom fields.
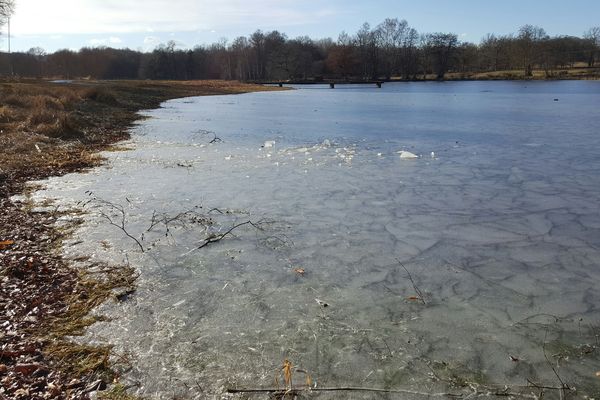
left=87, top=36, right=123, bottom=46
left=89, top=38, right=107, bottom=46
left=10, top=0, right=342, bottom=35
left=143, top=36, right=161, bottom=44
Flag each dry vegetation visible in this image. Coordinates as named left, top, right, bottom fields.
left=411, top=65, right=600, bottom=81
left=0, top=79, right=279, bottom=196
left=0, top=79, right=279, bottom=399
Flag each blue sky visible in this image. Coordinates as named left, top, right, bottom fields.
left=1, top=0, right=599, bottom=53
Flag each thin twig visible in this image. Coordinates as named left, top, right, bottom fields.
left=526, top=378, right=565, bottom=391
left=542, top=328, right=571, bottom=399
left=209, top=133, right=223, bottom=143
left=398, top=260, right=426, bottom=305
left=196, top=220, right=263, bottom=250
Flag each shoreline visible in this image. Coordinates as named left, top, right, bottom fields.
left=255, top=67, right=600, bottom=85
left=0, top=80, right=281, bottom=399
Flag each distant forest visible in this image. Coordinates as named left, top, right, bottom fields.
left=1, top=19, right=600, bottom=81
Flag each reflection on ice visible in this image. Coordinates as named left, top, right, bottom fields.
left=32, top=81, right=600, bottom=399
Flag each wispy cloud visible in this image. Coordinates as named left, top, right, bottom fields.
left=143, top=35, right=161, bottom=51
left=10, top=0, right=344, bottom=35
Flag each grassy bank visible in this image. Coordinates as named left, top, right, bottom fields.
left=0, top=79, right=280, bottom=399
left=441, top=66, right=600, bottom=81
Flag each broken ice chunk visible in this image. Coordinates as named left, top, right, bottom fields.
left=398, top=150, right=418, bottom=159
left=263, top=140, right=276, bottom=148
left=315, top=298, right=329, bottom=308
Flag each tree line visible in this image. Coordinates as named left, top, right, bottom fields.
left=1, top=17, right=599, bottom=81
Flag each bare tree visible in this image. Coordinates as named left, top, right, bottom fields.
left=584, top=27, right=600, bottom=67
left=401, top=27, right=419, bottom=79
left=355, top=23, right=378, bottom=79
left=517, top=24, right=548, bottom=76
left=423, top=32, right=459, bottom=79
left=326, top=31, right=358, bottom=78
left=375, top=18, right=409, bottom=79
left=0, top=0, right=14, bottom=27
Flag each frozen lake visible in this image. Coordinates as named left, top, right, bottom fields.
left=34, top=81, right=600, bottom=398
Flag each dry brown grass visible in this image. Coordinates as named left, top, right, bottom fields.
left=0, top=82, right=85, bottom=144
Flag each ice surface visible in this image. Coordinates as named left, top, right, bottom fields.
left=32, top=81, right=600, bottom=399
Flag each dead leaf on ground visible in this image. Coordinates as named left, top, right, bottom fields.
left=0, top=239, right=15, bottom=249
left=407, top=296, right=421, bottom=301
left=293, top=268, right=305, bottom=276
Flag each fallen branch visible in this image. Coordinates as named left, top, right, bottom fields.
left=196, top=220, right=263, bottom=250
left=226, top=386, right=462, bottom=397
left=526, top=378, right=566, bottom=391
left=542, top=329, right=573, bottom=399
left=147, top=207, right=210, bottom=233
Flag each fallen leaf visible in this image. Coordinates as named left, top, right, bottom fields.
left=407, top=296, right=421, bottom=301
left=0, top=240, right=15, bottom=250
left=509, top=355, right=520, bottom=362
left=293, top=268, right=305, bottom=276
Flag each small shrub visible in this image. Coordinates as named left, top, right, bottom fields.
left=29, top=109, right=59, bottom=125
left=35, top=114, right=83, bottom=139
left=31, top=95, right=65, bottom=111
left=2, top=95, right=27, bottom=108
left=83, top=88, right=118, bottom=105
left=0, top=106, right=14, bottom=123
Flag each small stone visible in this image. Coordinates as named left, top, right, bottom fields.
left=0, top=364, right=7, bottom=374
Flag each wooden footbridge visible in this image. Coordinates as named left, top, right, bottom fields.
left=265, top=80, right=385, bottom=89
